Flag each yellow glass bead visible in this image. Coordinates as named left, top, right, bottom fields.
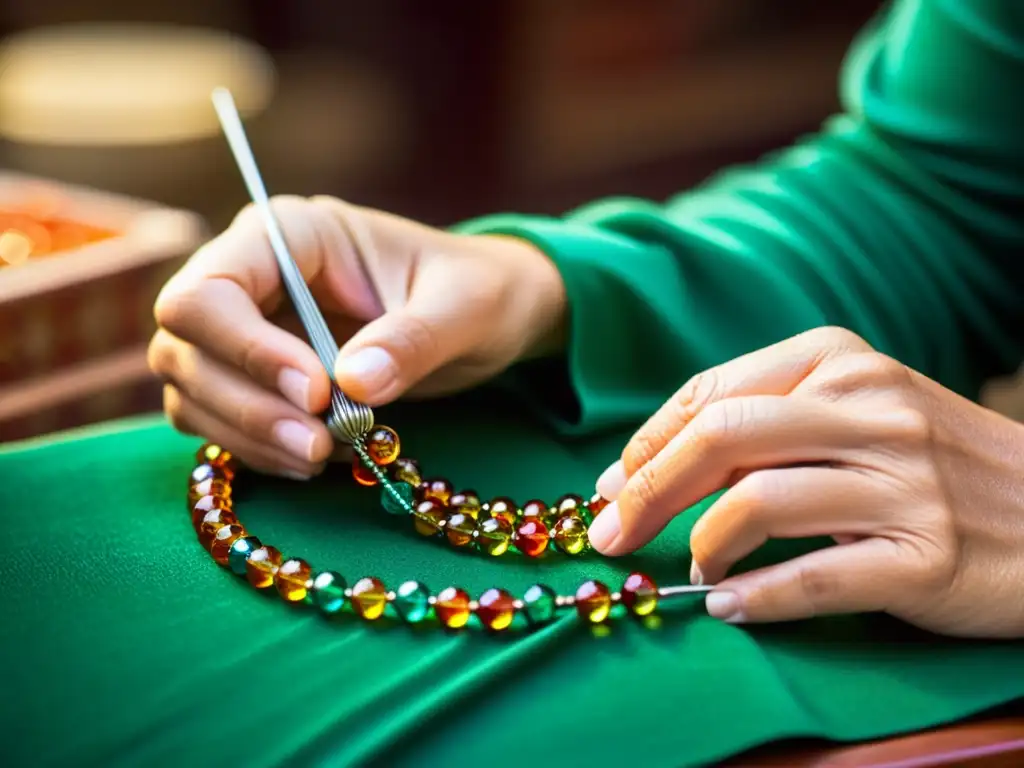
left=246, top=545, right=282, bottom=589
left=486, top=497, right=517, bottom=527
left=391, top=457, right=422, bottom=487
left=210, top=524, right=246, bottom=565
left=552, top=515, right=589, bottom=555
left=435, top=586, right=471, bottom=629
left=351, top=576, right=389, bottom=620
left=551, top=494, right=584, bottom=527
left=413, top=499, right=447, bottom=536
left=196, top=444, right=237, bottom=479
left=449, top=490, right=482, bottom=519
left=445, top=512, right=477, bottom=548
left=366, top=426, right=400, bottom=465
left=275, top=558, right=312, bottom=602
left=622, top=572, right=659, bottom=617
left=575, top=580, right=612, bottom=624
left=477, top=516, right=513, bottom=556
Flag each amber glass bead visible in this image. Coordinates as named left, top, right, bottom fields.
left=445, top=512, right=477, bottom=547
left=350, top=576, right=389, bottom=620
left=391, top=457, right=422, bottom=487
left=449, top=490, right=482, bottom=519
left=196, top=444, right=237, bottom=478
left=552, top=494, right=584, bottom=526
left=210, top=524, right=246, bottom=565
left=552, top=515, right=589, bottom=555
left=420, top=478, right=453, bottom=504
left=621, top=572, right=658, bottom=617
left=197, top=508, right=238, bottom=550
left=366, top=426, right=400, bottom=465
left=486, top=497, right=518, bottom=527
left=476, top=588, right=516, bottom=631
left=191, top=494, right=230, bottom=527
left=585, top=493, right=609, bottom=522
left=188, top=477, right=232, bottom=507
left=477, top=517, right=513, bottom=556
left=435, top=587, right=471, bottom=629
left=575, top=580, right=612, bottom=623
left=246, top=545, right=283, bottom=589
left=413, top=499, right=447, bottom=536
left=352, top=458, right=379, bottom=487
left=276, top=558, right=313, bottom=602
left=520, top=499, right=547, bottom=523
left=190, top=463, right=225, bottom=487
left=514, top=519, right=549, bottom=558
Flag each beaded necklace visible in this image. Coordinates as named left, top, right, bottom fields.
left=188, top=438, right=711, bottom=632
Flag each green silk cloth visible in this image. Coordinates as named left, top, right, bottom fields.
left=3, top=395, right=1024, bottom=768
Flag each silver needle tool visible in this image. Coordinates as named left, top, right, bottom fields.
left=211, top=87, right=374, bottom=445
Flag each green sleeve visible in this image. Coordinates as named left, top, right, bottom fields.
left=455, top=0, right=1024, bottom=435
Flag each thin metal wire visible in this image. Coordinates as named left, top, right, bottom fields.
left=658, top=584, right=714, bottom=597
left=211, top=87, right=373, bottom=443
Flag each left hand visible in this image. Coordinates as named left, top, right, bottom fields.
left=588, top=327, right=1024, bottom=638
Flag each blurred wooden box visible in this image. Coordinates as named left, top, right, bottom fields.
left=0, top=171, right=206, bottom=441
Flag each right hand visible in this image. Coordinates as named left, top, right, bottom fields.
left=148, top=195, right=566, bottom=478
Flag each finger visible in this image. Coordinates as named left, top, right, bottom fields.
left=689, top=466, right=886, bottom=585
left=155, top=196, right=377, bottom=415
left=599, top=326, right=870, bottom=499
left=704, top=537, right=915, bottom=624
left=149, top=330, right=334, bottom=464
left=164, top=384, right=325, bottom=479
left=334, top=250, right=491, bottom=405
left=590, top=395, right=900, bottom=555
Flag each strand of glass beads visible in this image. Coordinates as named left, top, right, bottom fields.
left=189, top=442, right=707, bottom=631
left=344, top=425, right=606, bottom=559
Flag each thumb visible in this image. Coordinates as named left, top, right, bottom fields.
left=333, top=252, right=483, bottom=405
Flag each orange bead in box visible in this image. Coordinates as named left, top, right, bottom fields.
left=365, top=426, right=400, bottom=465
left=275, top=558, right=313, bottom=602
left=246, top=546, right=283, bottom=589
left=197, top=508, right=238, bottom=549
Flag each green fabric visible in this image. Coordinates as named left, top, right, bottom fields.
left=3, top=406, right=1024, bottom=768
left=458, top=0, right=1024, bottom=434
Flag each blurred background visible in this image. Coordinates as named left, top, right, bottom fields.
left=11, top=0, right=1015, bottom=443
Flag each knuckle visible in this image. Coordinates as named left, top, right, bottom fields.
left=796, top=562, right=842, bottom=606
left=808, top=325, right=870, bottom=352
left=881, top=407, right=932, bottom=447
left=732, top=470, right=780, bottom=524
left=628, top=466, right=662, bottom=511
left=689, top=398, right=744, bottom=454
left=625, top=429, right=663, bottom=471
left=680, top=367, right=724, bottom=412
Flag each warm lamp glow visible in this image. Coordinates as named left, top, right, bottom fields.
left=0, top=23, right=275, bottom=146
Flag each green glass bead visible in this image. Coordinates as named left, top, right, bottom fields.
left=228, top=536, right=261, bottom=576
left=522, top=584, right=557, bottom=625
left=381, top=480, right=416, bottom=515
left=312, top=571, right=347, bottom=614
left=394, top=580, right=431, bottom=623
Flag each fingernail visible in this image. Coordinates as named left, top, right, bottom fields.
left=690, top=561, right=703, bottom=586
left=272, top=419, right=316, bottom=462
left=335, top=347, right=395, bottom=391
left=587, top=500, right=621, bottom=553
left=278, top=368, right=311, bottom=410
left=706, top=591, right=744, bottom=623
left=595, top=460, right=627, bottom=500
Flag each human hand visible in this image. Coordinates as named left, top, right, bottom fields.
left=148, top=196, right=566, bottom=478
left=589, top=327, right=1024, bottom=638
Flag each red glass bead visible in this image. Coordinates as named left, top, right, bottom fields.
left=352, top=457, right=378, bottom=486
left=366, top=426, right=400, bottom=466
left=210, top=524, right=246, bottom=565
left=190, top=494, right=230, bottom=527
left=413, top=499, right=447, bottom=536
left=514, top=519, right=549, bottom=558
left=391, top=457, right=422, bottom=487
left=435, top=587, right=472, bottom=629
left=420, top=478, right=453, bottom=504
left=449, top=490, right=482, bottom=520
left=520, top=499, right=547, bottom=522
left=586, top=493, right=609, bottom=519
left=445, top=512, right=477, bottom=547
left=246, top=545, right=283, bottom=589
left=575, top=580, right=612, bottom=623
left=476, top=588, right=516, bottom=631
left=621, top=572, right=658, bottom=617
left=197, top=507, right=238, bottom=550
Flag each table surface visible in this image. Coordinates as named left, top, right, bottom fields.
left=733, top=706, right=1024, bottom=767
